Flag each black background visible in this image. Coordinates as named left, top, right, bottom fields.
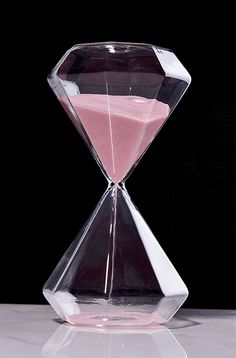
left=2, top=5, right=235, bottom=309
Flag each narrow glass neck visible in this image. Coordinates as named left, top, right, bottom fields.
left=107, top=181, right=126, bottom=191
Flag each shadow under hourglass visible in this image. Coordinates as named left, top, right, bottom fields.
left=41, top=323, right=187, bottom=358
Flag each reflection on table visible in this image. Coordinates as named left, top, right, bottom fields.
left=42, top=323, right=187, bottom=358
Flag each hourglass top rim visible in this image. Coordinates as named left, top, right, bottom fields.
left=65, top=41, right=172, bottom=51
left=49, top=42, right=173, bottom=77
left=63, top=41, right=171, bottom=51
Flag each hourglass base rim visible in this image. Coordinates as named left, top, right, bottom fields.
left=43, top=289, right=188, bottom=327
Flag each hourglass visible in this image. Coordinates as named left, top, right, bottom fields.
left=43, top=42, right=191, bottom=326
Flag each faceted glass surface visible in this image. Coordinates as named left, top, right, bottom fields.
left=44, top=185, right=188, bottom=325
left=48, top=42, right=190, bottom=183
left=44, top=42, right=191, bottom=326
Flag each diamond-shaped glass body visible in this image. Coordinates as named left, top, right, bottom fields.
left=44, top=42, right=191, bottom=326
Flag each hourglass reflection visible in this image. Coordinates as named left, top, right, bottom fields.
left=43, top=42, right=191, bottom=326
left=42, top=324, right=187, bottom=358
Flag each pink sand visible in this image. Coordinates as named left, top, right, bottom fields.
left=68, top=311, right=162, bottom=326
left=69, top=94, right=169, bottom=183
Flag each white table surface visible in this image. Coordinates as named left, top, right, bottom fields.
left=0, top=305, right=235, bottom=357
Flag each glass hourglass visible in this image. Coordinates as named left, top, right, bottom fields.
left=43, top=42, right=191, bottom=326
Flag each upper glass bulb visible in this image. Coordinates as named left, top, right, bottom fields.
left=48, top=42, right=191, bottom=183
